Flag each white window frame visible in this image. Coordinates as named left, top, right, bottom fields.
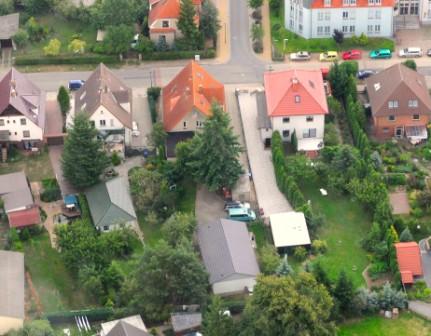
left=408, top=99, right=418, bottom=107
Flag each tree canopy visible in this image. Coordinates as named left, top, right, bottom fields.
left=103, top=24, right=134, bottom=55
left=7, top=319, right=55, bottom=336
left=200, top=0, right=221, bottom=45
left=239, top=274, right=336, bottom=336
left=176, top=103, right=243, bottom=191
left=61, top=113, right=109, bottom=189
left=161, top=212, right=197, bottom=248
left=93, top=0, right=138, bottom=28
left=177, top=0, right=202, bottom=50
left=202, top=296, right=236, bottom=336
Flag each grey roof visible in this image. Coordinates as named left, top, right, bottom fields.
left=0, top=250, right=24, bottom=320
left=106, top=321, right=150, bottom=336
left=85, top=177, right=137, bottom=228
left=0, top=68, right=46, bottom=130
left=256, top=91, right=272, bottom=129
left=74, top=63, right=133, bottom=128
left=0, top=171, right=34, bottom=212
left=197, top=218, right=260, bottom=284
left=171, top=313, right=202, bottom=333
left=0, top=13, right=19, bottom=40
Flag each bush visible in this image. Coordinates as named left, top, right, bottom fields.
left=15, top=54, right=118, bottom=66
left=40, top=178, right=61, bottom=202
left=147, top=87, right=161, bottom=123
left=408, top=281, right=431, bottom=301
left=324, top=123, right=339, bottom=146
left=111, top=152, right=121, bottom=166
left=13, top=29, right=29, bottom=48
left=43, top=38, right=61, bottom=56
left=142, top=49, right=215, bottom=61
left=44, top=308, right=114, bottom=324
left=403, top=59, right=417, bottom=71
left=57, top=86, right=70, bottom=115
left=368, top=261, right=389, bottom=280
left=253, top=40, right=263, bottom=53
left=385, top=173, right=407, bottom=186
left=312, top=240, right=328, bottom=255
left=272, top=23, right=281, bottom=32
left=251, top=9, right=262, bottom=20
left=293, top=246, right=308, bottom=261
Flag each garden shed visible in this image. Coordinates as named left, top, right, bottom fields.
left=270, top=212, right=311, bottom=249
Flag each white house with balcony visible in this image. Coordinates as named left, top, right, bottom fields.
left=284, top=0, right=395, bottom=39
left=262, top=69, right=328, bottom=157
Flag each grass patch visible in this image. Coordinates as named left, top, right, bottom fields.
left=137, top=211, right=163, bottom=247
left=338, top=312, right=431, bottom=335
left=270, top=6, right=394, bottom=53
left=177, top=178, right=197, bottom=214
left=302, top=181, right=371, bottom=287
left=0, top=147, right=54, bottom=182
left=23, top=232, right=91, bottom=313
left=17, top=15, right=97, bottom=57
left=249, top=220, right=271, bottom=249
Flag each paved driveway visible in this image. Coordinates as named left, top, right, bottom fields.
left=131, top=88, right=153, bottom=149
left=195, top=186, right=226, bottom=225
left=48, top=145, right=77, bottom=196
left=237, top=89, right=292, bottom=217
left=419, top=239, right=431, bottom=288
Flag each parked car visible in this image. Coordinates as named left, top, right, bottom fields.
left=319, top=51, right=338, bottom=62
left=224, top=200, right=242, bottom=210
left=357, top=69, right=376, bottom=80
left=227, top=207, right=256, bottom=222
left=369, top=49, right=392, bottom=59
left=342, top=49, right=362, bottom=60
left=399, top=47, right=422, bottom=58
left=289, top=51, right=311, bottom=61
left=131, top=34, right=140, bottom=49
left=427, top=49, right=431, bottom=57
left=68, top=80, right=85, bottom=91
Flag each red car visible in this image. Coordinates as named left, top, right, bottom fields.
left=342, top=50, right=362, bottom=60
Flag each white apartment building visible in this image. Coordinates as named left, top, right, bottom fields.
left=285, top=0, right=395, bottom=38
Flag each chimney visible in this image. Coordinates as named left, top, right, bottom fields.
left=185, top=86, right=191, bottom=95
left=10, top=80, right=16, bottom=89
left=198, top=84, right=203, bottom=94
left=291, top=77, right=299, bottom=91
left=10, top=89, right=17, bottom=98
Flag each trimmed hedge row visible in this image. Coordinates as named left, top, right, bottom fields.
left=147, top=87, right=161, bottom=123
left=44, top=307, right=114, bottom=324
left=15, top=54, right=119, bottom=66
left=272, top=131, right=306, bottom=209
left=142, top=49, right=216, bottom=61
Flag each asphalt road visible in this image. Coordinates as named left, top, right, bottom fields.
left=8, top=2, right=431, bottom=91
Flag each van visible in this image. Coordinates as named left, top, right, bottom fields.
left=399, top=47, right=422, bottom=58
left=68, top=80, right=85, bottom=91
left=132, top=121, right=140, bottom=137
left=369, top=49, right=392, bottom=59
left=227, top=208, right=256, bottom=222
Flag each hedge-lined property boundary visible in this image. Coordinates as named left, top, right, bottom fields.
left=15, top=54, right=119, bottom=66
left=44, top=307, right=114, bottom=324
left=142, top=49, right=216, bottom=61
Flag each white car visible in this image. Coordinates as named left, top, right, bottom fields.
left=399, top=47, right=422, bottom=58
left=132, top=121, right=140, bottom=137
left=289, top=51, right=311, bottom=61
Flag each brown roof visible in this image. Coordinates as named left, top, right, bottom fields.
left=74, top=64, right=133, bottom=129
left=366, top=63, right=431, bottom=118
left=162, top=61, right=225, bottom=131
left=0, top=68, right=46, bottom=129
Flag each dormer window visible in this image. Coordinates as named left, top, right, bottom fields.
left=162, top=20, right=169, bottom=28
left=295, top=95, right=301, bottom=103
left=324, top=0, right=331, bottom=6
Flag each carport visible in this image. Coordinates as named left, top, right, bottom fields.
left=0, top=13, right=19, bottom=66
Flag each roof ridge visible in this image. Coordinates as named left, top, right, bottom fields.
left=220, top=220, right=238, bottom=274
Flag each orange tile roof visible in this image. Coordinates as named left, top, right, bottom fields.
left=149, top=0, right=202, bottom=25
left=395, top=242, right=423, bottom=284
left=311, top=0, right=394, bottom=9
left=162, top=61, right=225, bottom=131
left=264, top=69, right=328, bottom=117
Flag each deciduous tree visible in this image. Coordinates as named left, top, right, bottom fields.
left=202, top=296, right=236, bottom=336
left=103, top=24, right=134, bottom=55
left=239, top=274, right=336, bottom=336
left=248, top=0, right=263, bottom=8
left=161, top=212, right=197, bottom=247
left=177, top=0, right=202, bottom=50
left=61, top=113, right=109, bottom=189
left=200, top=0, right=221, bottom=46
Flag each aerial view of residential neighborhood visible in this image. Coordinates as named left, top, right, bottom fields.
left=6, top=0, right=431, bottom=335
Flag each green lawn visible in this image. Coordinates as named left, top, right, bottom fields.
left=270, top=6, right=394, bottom=53
left=17, top=14, right=97, bottom=57
left=338, top=312, right=431, bottom=335
left=302, top=182, right=371, bottom=287
left=0, top=147, right=54, bottom=182
left=249, top=220, right=269, bottom=249
left=23, top=233, right=91, bottom=313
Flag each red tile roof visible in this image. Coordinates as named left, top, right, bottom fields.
left=311, top=0, right=394, bottom=9
left=162, top=61, right=225, bottom=131
left=395, top=242, right=423, bottom=284
left=8, top=207, right=40, bottom=228
left=263, top=69, right=328, bottom=118
left=149, top=0, right=201, bottom=25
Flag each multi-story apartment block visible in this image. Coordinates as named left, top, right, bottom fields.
left=285, top=0, right=395, bottom=39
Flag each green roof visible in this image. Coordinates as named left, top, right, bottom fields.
left=85, top=177, right=136, bottom=228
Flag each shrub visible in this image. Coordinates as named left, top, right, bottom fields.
left=142, top=49, right=216, bottom=61
left=293, top=246, right=308, bottom=261
left=13, top=29, right=29, bottom=48
left=324, top=123, right=339, bottom=146
left=332, top=29, right=344, bottom=44
left=272, top=23, right=281, bottom=32
left=408, top=281, right=431, bottom=301
left=368, top=261, right=389, bottom=280
left=251, top=23, right=264, bottom=41
left=251, top=9, right=262, bottom=20
left=68, top=39, right=86, bottom=54
left=44, top=308, right=114, bottom=324
left=403, top=59, right=417, bottom=71
left=147, top=87, right=161, bottom=123
left=312, top=240, right=328, bottom=255
left=15, top=54, right=118, bottom=66
left=40, top=178, right=61, bottom=202
left=43, top=38, right=61, bottom=56
left=253, top=40, right=263, bottom=53
left=111, top=152, right=121, bottom=166
left=57, top=86, right=70, bottom=115
left=385, top=173, right=407, bottom=186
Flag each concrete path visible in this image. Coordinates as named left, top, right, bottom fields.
left=409, top=300, right=431, bottom=320
left=131, top=88, right=153, bottom=149
left=48, top=145, right=77, bottom=196
left=237, top=89, right=292, bottom=217
left=419, top=239, right=431, bottom=288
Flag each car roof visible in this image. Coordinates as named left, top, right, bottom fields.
left=404, top=47, right=421, bottom=51
left=228, top=208, right=249, bottom=215
left=69, top=80, right=83, bottom=84
left=327, top=51, right=337, bottom=55
left=376, top=49, right=391, bottom=52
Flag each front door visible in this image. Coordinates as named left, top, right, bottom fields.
left=395, top=126, right=404, bottom=138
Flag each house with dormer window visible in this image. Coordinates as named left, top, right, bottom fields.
left=0, top=68, right=45, bottom=150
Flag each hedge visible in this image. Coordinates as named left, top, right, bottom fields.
left=15, top=54, right=119, bottom=66
left=44, top=307, right=114, bottom=324
left=142, top=49, right=216, bottom=61
left=78, top=194, right=92, bottom=224
left=147, top=87, right=161, bottom=123
left=385, top=173, right=407, bottom=186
